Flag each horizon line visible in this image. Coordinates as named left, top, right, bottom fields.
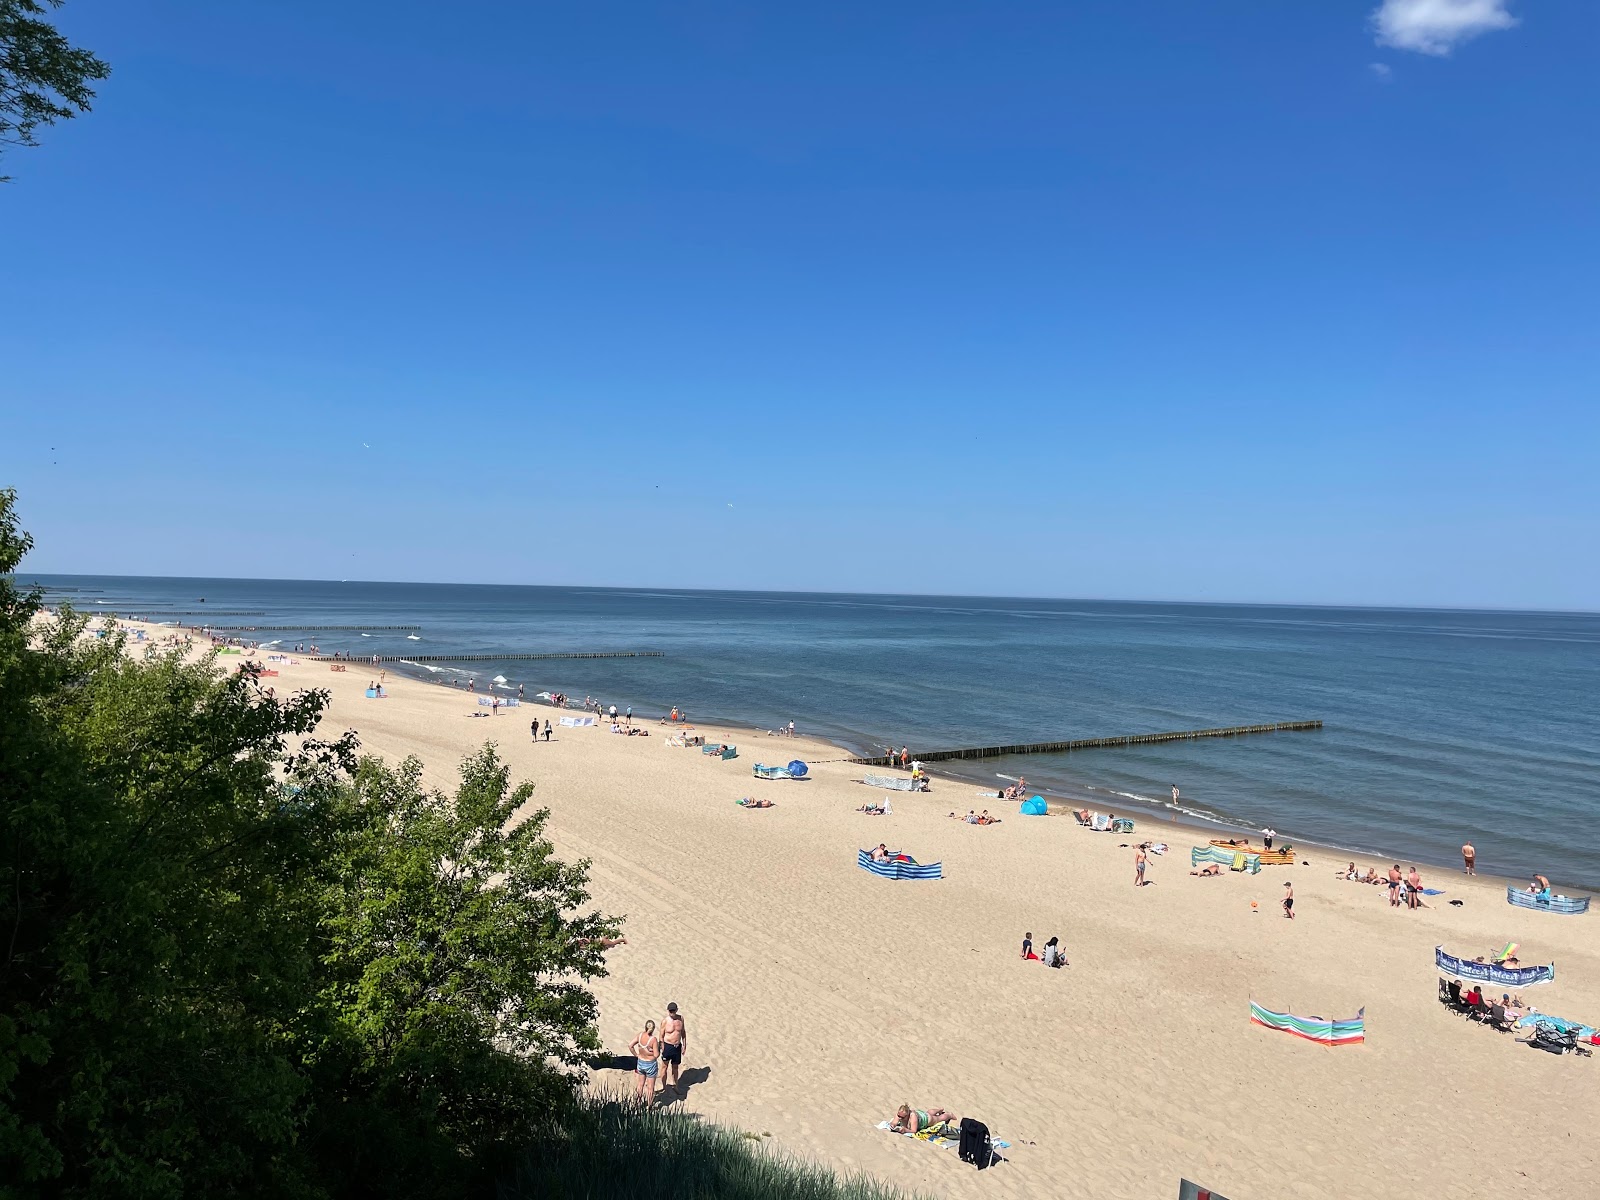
left=19, top=570, right=1600, bottom=620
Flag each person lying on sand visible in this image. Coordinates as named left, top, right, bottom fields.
left=1191, top=863, right=1223, bottom=877
left=975, top=810, right=1000, bottom=825
left=891, top=1104, right=958, bottom=1134
left=858, top=802, right=886, bottom=814
left=737, top=798, right=773, bottom=808
left=577, top=936, right=628, bottom=950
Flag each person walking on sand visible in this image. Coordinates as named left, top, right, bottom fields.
left=660, top=1002, right=687, bottom=1098
left=543, top=719, right=552, bottom=742
left=1462, top=841, right=1476, bottom=876
left=1282, top=881, right=1295, bottom=919
left=531, top=719, right=539, bottom=743
left=1134, top=845, right=1147, bottom=887
left=630, top=1019, right=660, bottom=1106
left=1262, top=826, right=1277, bottom=851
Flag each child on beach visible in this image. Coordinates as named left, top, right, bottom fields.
left=1282, top=881, right=1295, bottom=919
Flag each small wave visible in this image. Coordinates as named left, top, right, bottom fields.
left=406, top=635, right=421, bottom=640
left=360, top=633, right=370, bottom=637
left=260, top=640, right=281, bottom=648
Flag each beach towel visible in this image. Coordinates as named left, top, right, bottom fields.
left=875, top=1122, right=1010, bottom=1154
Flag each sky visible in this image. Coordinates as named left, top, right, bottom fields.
left=3, top=0, right=1596, bottom=608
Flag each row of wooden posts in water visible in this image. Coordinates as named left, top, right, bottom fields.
left=849, top=720, right=1324, bottom=766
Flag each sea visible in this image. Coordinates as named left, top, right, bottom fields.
left=29, top=575, right=1600, bottom=892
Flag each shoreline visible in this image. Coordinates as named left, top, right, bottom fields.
left=117, top=614, right=1589, bottom=897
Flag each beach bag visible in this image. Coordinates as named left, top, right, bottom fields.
left=957, top=1117, right=992, bottom=1169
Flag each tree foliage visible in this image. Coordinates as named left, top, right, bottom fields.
left=0, top=0, right=110, bottom=180
left=0, top=488, right=620, bottom=1198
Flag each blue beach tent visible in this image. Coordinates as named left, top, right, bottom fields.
left=1019, top=795, right=1048, bottom=816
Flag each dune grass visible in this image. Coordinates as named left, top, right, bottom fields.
left=503, top=1096, right=922, bottom=1200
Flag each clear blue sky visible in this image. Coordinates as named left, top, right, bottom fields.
left=4, top=1, right=1596, bottom=608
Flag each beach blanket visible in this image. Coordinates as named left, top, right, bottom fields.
left=1191, top=845, right=1260, bottom=874
left=857, top=849, right=942, bottom=880
left=1435, top=946, right=1554, bottom=987
left=1515, top=1013, right=1597, bottom=1040
left=753, top=764, right=793, bottom=780
left=875, top=1121, right=1010, bottom=1154
left=1506, top=886, right=1590, bottom=915
left=1249, top=1000, right=1365, bottom=1046
left=558, top=715, right=596, bottom=728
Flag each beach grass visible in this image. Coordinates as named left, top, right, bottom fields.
left=504, top=1095, right=922, bottom=1200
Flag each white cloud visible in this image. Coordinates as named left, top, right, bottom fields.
left=1371, top=0, right=1517, bottom=56
left=1369, top=62, right=1393, bottom=78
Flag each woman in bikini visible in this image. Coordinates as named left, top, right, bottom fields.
left=891, top=1103, right=958, bottom=1135
left=631, top=1019, right=661, bottom=1106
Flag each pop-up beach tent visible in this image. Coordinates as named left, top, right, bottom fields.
left=1019, top=795, right=1048, bottom=815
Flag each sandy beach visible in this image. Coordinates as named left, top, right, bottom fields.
left=121, top=624, right=1600, bottom=1199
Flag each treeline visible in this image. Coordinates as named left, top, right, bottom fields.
left=0, top=489, right=617, bottom=1199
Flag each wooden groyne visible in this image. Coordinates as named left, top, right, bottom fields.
left=310, top=651, right=664, bottom=663
left=214, top=630, right=425, bottom=640
left=850, top=720, right=1322, bottom=766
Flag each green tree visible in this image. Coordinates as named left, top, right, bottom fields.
left=0, top=488, right=619, bottom=1198
left=305, top=750, right=619, bottom=1198
left=1, top=0, right=109, bottom=181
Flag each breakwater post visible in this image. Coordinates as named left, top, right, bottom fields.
left=310, top=651, right=664, bottom=663
left=849, top=720, right=1322, bottom=767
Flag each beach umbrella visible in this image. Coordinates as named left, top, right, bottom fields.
left=787, top=760, right=808, bottom=777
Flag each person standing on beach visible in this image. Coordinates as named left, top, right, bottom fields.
left=1462, top=841, right=1476, bottom=875
left=531, top=719, right=539, bottom=743
left=626, top=705, right=633, bottom=727
left=1387, top=864, right=1402, bottom=908
left=1406, top=866, right=1423, bottom=910
left=660, top=1002, right=687, bottom=1097
left=1171, top=784, right=1180, bottom=803
left=630, top=1019, right=660, bottom=1106
left=1262, top=827, right=1277, bottom=851
left=1134, top=845, right=1147, bottom=887
left=1282, top=881, right=1295, bottom=919
left=900, top=746, right=909, bottom=769
left=543, top=719, right=552, bottom=742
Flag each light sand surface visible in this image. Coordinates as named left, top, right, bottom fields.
left=120, top=626, right=1600, bottom=1199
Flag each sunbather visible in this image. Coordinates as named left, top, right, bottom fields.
left=858, top=802, right=886, bottom=815
left=737, top=798, right=773, bottom=808
left=870, top=844, right=890, bottom=862
left=1191, top=863, right=1223, bottom=877
left=891, top=1104, right=958, bottom=1135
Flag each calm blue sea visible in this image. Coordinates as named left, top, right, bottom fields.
left=31, top=575, right=1600, bottom=891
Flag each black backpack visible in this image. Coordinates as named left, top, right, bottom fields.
left=957, top=1117, right=992, bottom=1169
